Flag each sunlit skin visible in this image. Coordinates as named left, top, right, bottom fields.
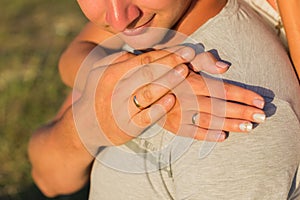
left=277, top=0, right=300, bottom=79
left=28, top=0, right=272, bottom=197
left=28, top=0, right=299, bottom=197
left=77, top=0, right=194, bottom=48
left=267, top=0, right=277, bottom=10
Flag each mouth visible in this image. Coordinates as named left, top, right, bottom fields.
left=122, top=14, right=156, bottom=36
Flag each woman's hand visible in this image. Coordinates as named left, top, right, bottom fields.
left=163, top=70, right=265, bottom=141
left=73, top=46, right=265, bottom=154
left=74, top=46, right=196, bottom=150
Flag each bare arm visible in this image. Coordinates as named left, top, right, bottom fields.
left=58, top=22, right=124, bottom=89
left=277, top=0, right=300, bottom=79
left=28, top=47, right=192, bottom=197
left=28, top=92, right=93, bottom=197
left=29, top=47, right=266, bottom=197
left=29, top=22, right=124, bottom=197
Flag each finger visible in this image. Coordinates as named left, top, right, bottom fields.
left=187, top=73, right=265, bottom=109
left=223, top=82, right=265, bottom=109
left=175, top=124, right=227, bottom=142
left=119, top=47, right=194, bottom=113
left=156, top=44, right=230, bottom=74
left=185, top=111, right=254, bottom=133
left=130, top=64, right=189, bottom=110
left=190, top=51, right=230, bottom=74
left=194, top=96, right=266, bottom=123
left=94, top=45, right=195, bottom=70
left=194, top=129, right=227, bottom=142
left=99, top=47, right=192, bottom=110
left=149, top=46, right=195, bottom=67
left=129, top=94, right=176, bottom=136
left=103, top=46, right=196, bottom=93
left=93, top=51, right=134, bottom=69
left=119, top=46, right=196, bottom=74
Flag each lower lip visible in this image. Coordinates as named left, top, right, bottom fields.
left=122, top=16, right=154, bottom=36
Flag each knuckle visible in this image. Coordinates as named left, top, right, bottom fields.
left=199, top=114, right=210, bottom=127
left=240, top=106, right=251, bottom=119
left=198, top=51, right=213, bottom=63
left=139, top=54, right=153, bottom=65
left=140, top=64, right=154, bottom=81
left=204, top=51, right=218, bottom=64
left=212, top=99, right=226, bottom=117
left=199, top=51, right=217, bottom=67
left=139, top=112, right=152, bottom=125
left=140, top=84, right=154, bottom=104
left=202, top=51, right=212, bottom=59
left=191, top=52, right=212, bottom=72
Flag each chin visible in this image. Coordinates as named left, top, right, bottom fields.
left=121, top=27, right=170, bottom=50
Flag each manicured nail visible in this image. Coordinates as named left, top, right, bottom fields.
left=216, top=132, right=226, bottom=140
left=253, top=113, right=266, bottom=123
left=163, top=94, right=175, bottom=107
left=216, top=61, right=230, bottom=69
left=178, top=47, right=195, bottom=60
left=253, top=99, right=265, bottom=109
left=174, top=64, right=187, bottom=76
left=239, top=122, right=253, bottom=132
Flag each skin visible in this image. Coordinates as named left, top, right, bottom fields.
left=77, top=0, right=193, bottom=48
left=59, top=0, right=226, bottom=88
left=254, top=0, right=299, bottom=79
left=276, top=0, right=300, bottom=79
left=29, top=0, right=267, bottom=197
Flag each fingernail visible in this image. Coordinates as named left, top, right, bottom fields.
left=163, top=94, right=175, bottom=107
left=253, top=113, right=266, bottom=123
left=216, top=61, right=230, bottom=69
left=178, top=47, right=195, bottom=60
left=239, top=122, right=253, bottom=132
left=216, top=132, right=226, bottom=140
left=253, top=99, right=265, bottom=109
left=174, top=64, right=187, bottom=76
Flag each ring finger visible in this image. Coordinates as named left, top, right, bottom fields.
left=129, top=64, right=189, bottom=113
left=185, top=111, right=254, bottom=133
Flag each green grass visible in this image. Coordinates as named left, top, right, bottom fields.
left=0, top=0, right=87, bottom=199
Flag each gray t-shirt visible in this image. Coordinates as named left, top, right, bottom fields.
left=89, top=0, right=300, bottom=199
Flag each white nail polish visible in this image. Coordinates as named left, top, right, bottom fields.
left=253, top=113, right=266, bottom=123
left=239, top=122, right=253, bottom=132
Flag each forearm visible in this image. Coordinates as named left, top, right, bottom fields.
left=28, top=107, right=94, bottom=197
left=59, top=41, right=103, bottom=89
left=58, top=22, right=125, bottom=89
left=277, top=0, right=300, bottom=78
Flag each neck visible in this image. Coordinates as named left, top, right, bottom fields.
left=156, top=0, right=227, bottom=48
left=175, top=0, right=227, bottom=35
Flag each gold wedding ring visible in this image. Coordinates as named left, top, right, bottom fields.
left=133, top=95, right=143, bottom=110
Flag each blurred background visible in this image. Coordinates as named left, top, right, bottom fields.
left=0, top=0, right=89, bottom=199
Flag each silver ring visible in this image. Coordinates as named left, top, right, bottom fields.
left=191, top=113, right=199, bottom=125
left=133, top=95, right=143, bottom=109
